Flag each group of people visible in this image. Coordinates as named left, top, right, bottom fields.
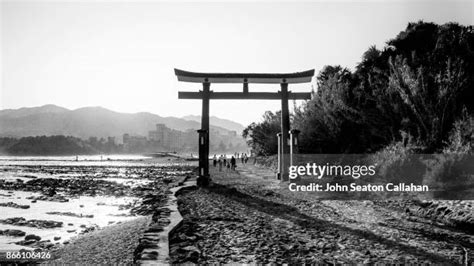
left=213, top=153, right=249, bottom=172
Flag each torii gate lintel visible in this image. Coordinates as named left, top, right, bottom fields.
left=175, top=68, right=314, bottom=186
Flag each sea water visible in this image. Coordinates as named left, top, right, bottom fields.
left=0, top=155, right=185, bottom=251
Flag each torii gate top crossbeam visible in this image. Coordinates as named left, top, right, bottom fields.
left=174, top=68, right=315, bottom=84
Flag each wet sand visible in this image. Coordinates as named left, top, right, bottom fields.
left=46, top=216, right=151, bottom=264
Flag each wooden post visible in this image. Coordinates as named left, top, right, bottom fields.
left=276, top=132, right=282, bottom=180
left=197, top=129, right=207, bottom=177
left=198, top=82, right=211, bottom=186
left=280, top=83, right=290, bottom=181
left=289, top=129, right=300, bottom=166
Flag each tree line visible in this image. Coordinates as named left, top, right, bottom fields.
left=0, top=135, right=246, bottom=156
left=244, top=21, right=474, bottom=155
left=0, top=136, right=115, bottom=155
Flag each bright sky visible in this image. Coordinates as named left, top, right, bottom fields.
left=1, top=0, right=472, bottom=125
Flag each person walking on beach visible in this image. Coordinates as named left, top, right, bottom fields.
left=218, top=158, right=223, bottom=172
left=230, top=156, right=236, bottom=171
left=213, top=154, right=217, bottom=167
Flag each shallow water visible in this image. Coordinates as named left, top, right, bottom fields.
left=0, top=154, right=186, bottom=167
left=0, top=190, right=137, bottom=250
left=0, top=155, right=194, bottom=251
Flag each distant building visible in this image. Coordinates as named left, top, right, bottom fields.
left=148, top=124, right=168, bottom=143
left=148, top=123, right=185, bottom=150
left=122, top=133, right=147, bottom=152
left=122, top=134, right=130, bottom=144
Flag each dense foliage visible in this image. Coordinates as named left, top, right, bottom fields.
left=242, top=111, right=282, bottom=156
left=0, top=136, right=98, bottom=155
left=244, top=22, right=474, bottom=155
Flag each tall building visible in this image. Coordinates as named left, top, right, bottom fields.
left=122, top=134, right=130, bottom=144
left=122, top=133, right=147, bottom=152
left=148, top=123, right=185, bottom=150
left=149, top=124, right=168, bottom=145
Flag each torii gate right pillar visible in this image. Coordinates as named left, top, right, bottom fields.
left=280, top=83, right=290, bottom=181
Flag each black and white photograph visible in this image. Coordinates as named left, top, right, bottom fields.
left=0, top=0, right=473, bottom=264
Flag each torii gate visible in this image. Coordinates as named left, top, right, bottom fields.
left=175, top=68, right=314, bottom=185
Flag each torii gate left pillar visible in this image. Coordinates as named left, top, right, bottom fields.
left=197, top=82, right=210, bottom=186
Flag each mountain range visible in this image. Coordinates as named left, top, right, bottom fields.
left=0, top=105, right=245, bottom=140
left=181, top=115, right=245, bottom=133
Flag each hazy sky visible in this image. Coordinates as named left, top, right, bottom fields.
left=1, top=0, right=472, bottom=125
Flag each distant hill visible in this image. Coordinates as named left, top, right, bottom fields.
left=0, top=104, right=69, bottom=118
left=182, top=115, right=245, bottom=133
left=0, top=105, right=240, bottom=140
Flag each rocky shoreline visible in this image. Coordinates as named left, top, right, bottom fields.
left=0, top=217, right=63, bottom=228
left=0, top=161, right=195, bottom=262
left=406, top=200, right=474, bottom=234
left=48, top=216, right=152, bottom=264
left=0, top=201, right=30, bottom=209
left=47, top=170, right=193, bottom=264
